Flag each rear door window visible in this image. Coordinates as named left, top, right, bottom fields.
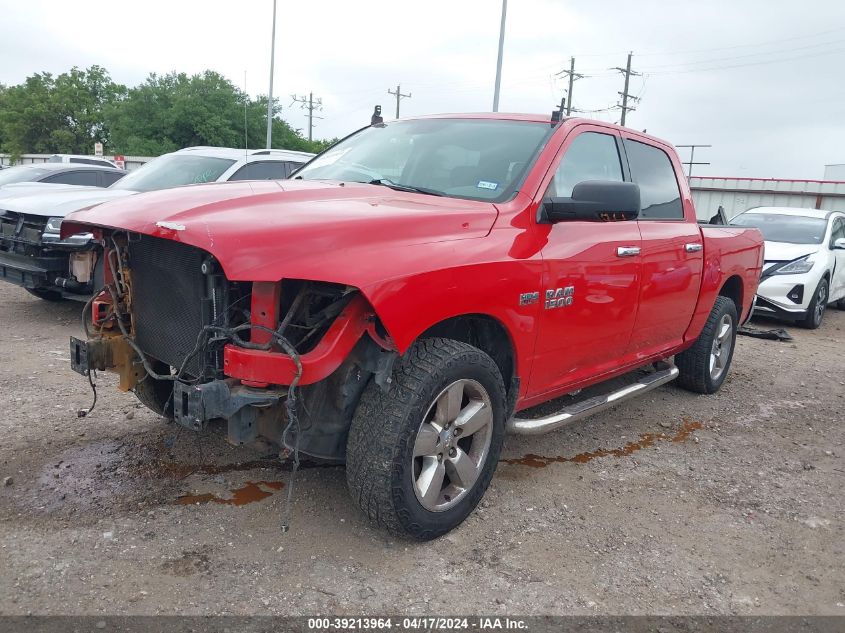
left=101, top=171, right=125, bottom=187
left=625, top=140, right=684, bottom=220
left=228, top=161, right=287, bottom=181
left=43, top=170, right=100, bottom=186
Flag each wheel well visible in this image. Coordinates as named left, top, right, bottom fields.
left=419, top=314, right=515, bottom=393
left=719, top=275, right=743, bottom=314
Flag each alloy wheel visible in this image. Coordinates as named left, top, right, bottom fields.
left=411, top=379, right=493, bottom=512
left=709, top=313, right=734, bottom=381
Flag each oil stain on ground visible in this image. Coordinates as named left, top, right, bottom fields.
left=502, top=419, right=703, bottom=468
left=176, top=480, right=285, bottom=506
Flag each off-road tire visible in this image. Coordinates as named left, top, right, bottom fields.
left=799, top=278, right=828, bottom=329
left=133, top=361, right=174, bottom=418
left=346, top=338, right=506, bottom=540
left=676, top=296, right=738, bottom=394
left=25, top=287, right=64, bottom=302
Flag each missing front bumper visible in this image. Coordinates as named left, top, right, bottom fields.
left=172, top=379, right=285, bottom=446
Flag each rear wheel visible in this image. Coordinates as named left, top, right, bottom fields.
left=676, top=296, right=738, bottom=394
left=799, top=278, right=828, bottom=329
left=25, top=287, right=64, bottom=302
left=346, top=338, right=506, bottom=540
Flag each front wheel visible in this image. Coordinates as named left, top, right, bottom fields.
left=346, top=338, right=506, bottom=540
left=799, top=278, right=828, bottom=329
left=676, top=296, right=738, bottom=394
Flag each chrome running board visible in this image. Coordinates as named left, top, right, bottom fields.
left=507, top=362, right=680, bottom=435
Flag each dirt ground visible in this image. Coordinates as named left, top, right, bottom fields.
left=0, top=281, right=842, bottom=616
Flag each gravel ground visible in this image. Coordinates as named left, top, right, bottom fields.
left=0, top=282, right=842, bottom=615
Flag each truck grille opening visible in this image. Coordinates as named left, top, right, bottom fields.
left=128, top=235, right=208, bottom=378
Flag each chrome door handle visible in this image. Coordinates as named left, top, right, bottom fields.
left=685, top=243, right=703, bottom=253
left=616, top=246, right=640, bottom=257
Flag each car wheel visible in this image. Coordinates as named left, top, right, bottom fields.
left=346, top=338, right=506, bottom=540
left=676, top=295, right=738, bottom=394
left=799, top=278, right=828, bottom=329
left=25, top=287, right=64, bottom=302
left=133, top=360, right=174, bottom=418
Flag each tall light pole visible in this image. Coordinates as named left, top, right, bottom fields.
left=265, top=0, right=277, bottom=148
left=492, top=0, right=507, bottom=112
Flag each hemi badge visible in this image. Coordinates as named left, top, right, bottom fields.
left=519, top=292, right=539, bottom=306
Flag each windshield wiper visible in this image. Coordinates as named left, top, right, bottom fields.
left=367, top=179, right=444, bottom=197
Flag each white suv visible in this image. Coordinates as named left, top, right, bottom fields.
left=0, top=146, right=314, bottom=300
left=48, top=154, right=119, bottom=169
left=732, top=207, right=845, bottom=328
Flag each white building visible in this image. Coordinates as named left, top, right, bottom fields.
left=689, top=176, right=845, bottom=220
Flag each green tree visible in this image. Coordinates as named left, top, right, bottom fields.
left=0, top=66, right=330, bottom=158
left=0, top=66, right=124, bottom=157
left=106, top=71, right=323, bottom=155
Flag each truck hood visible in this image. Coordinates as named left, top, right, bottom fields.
left=763, top=240, right=818, bottom=263
left=64, top=179, right=499, bottom=284
left=0, top=185, right=134, bottom=217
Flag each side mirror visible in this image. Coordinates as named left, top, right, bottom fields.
left=540, top=181, right=640, bottom=223
left=834, top=237, right=845, bottom=250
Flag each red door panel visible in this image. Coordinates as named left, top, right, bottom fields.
left=528, top=222, right=642, bottom=397
left=628, top=222, right=703, bottom=359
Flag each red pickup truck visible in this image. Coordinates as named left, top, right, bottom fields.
left=63, top=114, right=763, bottom=539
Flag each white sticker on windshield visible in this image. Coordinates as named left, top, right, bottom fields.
left=477, top=180, right=498, bottom=190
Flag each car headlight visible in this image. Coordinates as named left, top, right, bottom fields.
left=774, top=255, right=815, bottom=275
left=45, top=216, right=63, bottom=233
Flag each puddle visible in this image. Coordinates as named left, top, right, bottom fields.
left=176, top=480, right=285, bottom=506
left=502, top=419, right=703, bottom=468
left=27, top=435, right=336, bottom=516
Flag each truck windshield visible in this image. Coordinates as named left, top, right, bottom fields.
left=294, top=118, right=552, bottom=202
left=110, top=154, right=236, bottom=193
left=731, top=212, right=827, bottom=244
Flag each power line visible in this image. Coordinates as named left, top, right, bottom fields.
left=387, top=84, right=412, bottom=119
left=675, top=144, right=712, bottom=178
left=290, top=92, right=323, bottom=142
left=534, top=25, right=845, bottom=68
left=555, top=57, right=584, bottom=116
left=613, top=52, right=640, bottom=126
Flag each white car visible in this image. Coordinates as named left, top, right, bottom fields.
left=0, top=146, right=314, bottom=300
left=47, top=154, right=120, bottom=169
left=731, top=207, right=845, bottom=328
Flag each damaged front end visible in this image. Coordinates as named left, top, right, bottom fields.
left=0, top=211, right=100, bottom=299
left=70, top=231, right=396, bottom=460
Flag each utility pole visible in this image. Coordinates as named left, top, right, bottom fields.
left=291, top=92, right=323, bottom=142
left=613, top=52, right=641, bottom=126
left=387, top=84, right=411, bottom=119
left=492, top=0, right=507, bottom=112
left=265, top=0, right=277, bottom=148
left=556, top=57, right=583, bottom=116
left=675, top=144, right=712, bottom=178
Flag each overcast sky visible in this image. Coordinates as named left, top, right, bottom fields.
left=1, top=0, right=844, bottom=178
